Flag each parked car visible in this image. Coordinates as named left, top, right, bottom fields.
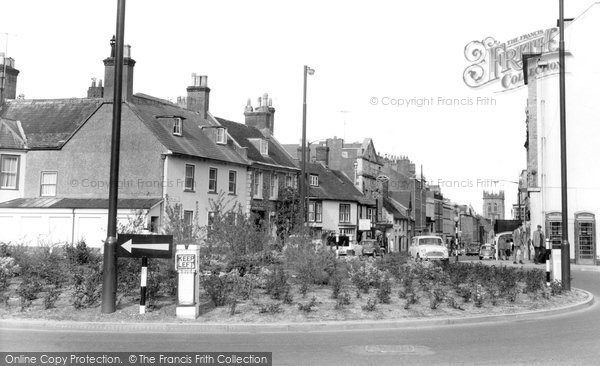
left=466, top=243, right=480, bottom=256
left=361, top=239, right=384, bottom=256
left=479, top=243, right=495, bottom=260
left=409, top=236, right=449, bottom=261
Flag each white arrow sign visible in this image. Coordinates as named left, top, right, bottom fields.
left=121, top=239, right=170, bottom=253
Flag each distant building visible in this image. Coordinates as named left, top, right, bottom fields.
left=482, top=190, right=505, bottom=221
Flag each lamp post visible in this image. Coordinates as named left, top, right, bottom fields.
left=558, top=0, right=570, bottom=291
left=300, top=65, right=315, bottom=223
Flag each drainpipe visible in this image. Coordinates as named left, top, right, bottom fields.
left=71, top=208, right=76, bottom=245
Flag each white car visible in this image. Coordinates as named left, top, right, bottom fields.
left=409, top=236, right=449, bottom=261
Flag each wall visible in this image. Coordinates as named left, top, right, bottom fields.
left=0, top=150, right=26, bottom=202
left=23, top=103, right=165, bottom=199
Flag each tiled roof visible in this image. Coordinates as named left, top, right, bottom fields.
left=0, top=99, right=103, bottom=148
left=0, top=197, right=162, bottom=209
left=383, top=196, right=409, bottom=220
left=307, top=162, right=372, bottom=204
left=215, top=117, right=298, bottom=170
left=0, top=118, right=26, bottom=149
left=129, top=95, right=247, bottom=166
left=281, top=144, right=300, bottom=162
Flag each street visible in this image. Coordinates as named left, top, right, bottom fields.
left=1, top=268, right=598, bottom=365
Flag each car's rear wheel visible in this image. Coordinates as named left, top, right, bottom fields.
left=479, top=256, right=483, bottom=260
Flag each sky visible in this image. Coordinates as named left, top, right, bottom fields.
left=1, top=0, right=594, bottom=217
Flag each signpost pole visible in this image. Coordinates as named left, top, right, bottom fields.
left=140, top=256, right=148, bottom=314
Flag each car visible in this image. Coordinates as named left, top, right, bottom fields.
left=326, top=235, right=352, bottom=256
left=409, top=235, right=449, bottom=261
left=479, top=244, right=495, bottom=260
left=466, top=243, right=480, bottom=256
left=360, top=239, right=384, bottom=256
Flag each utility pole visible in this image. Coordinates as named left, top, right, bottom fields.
left=300, top=65, right=314, bottom=224
left=558, top=0, right=571, bottom=290
left=101, top=0, right=127, bottom=314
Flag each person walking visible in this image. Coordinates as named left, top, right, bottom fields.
left=512, top=223, right=524, bottom=264
left=532, top=225, right=545, bottom=264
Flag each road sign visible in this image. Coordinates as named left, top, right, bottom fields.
left=117, top=234, right=173, bottom=258
left=176, top=253, right=197, bottom=271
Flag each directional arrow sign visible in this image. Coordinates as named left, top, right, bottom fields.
left=116, top=234, right=173, bottom=258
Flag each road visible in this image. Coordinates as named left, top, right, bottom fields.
left=1, top=268, right=599, bottom=365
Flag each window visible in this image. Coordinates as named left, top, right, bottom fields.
left=366, top=207, right=376, bottom=222
left=253, top=170, right=263, bottom=198
left=40, top=172, right=57, bottom=197
left=228, top=170, right=237, bottom=195
left=308, top=201, right=322, bottom=222
left=260, top=140, right=268, bottom=155
left=184, top=164, right=195, bottom=191
left=493, top=203, right=498, bottom=212
left=0, top=155, right=19, bottom=189
left=310, top=174, right=319, bottom=187
left=286, top=175, right=293, bottom=188
left=270, top=173, right=278, bottom=199
left=208, top=168, right=218, bottom=193
left=339, top=203, right=351, bottom=223
left=173, top=118, right=182, bottom=136
left=340, top=228, right=355, bottom=237
left=315, top=201, right=322, bottom=222
left=216, top=128, right=227, bottom=144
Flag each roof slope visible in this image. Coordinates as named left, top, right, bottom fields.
left=129, top=95, right=247, bottom=166
left=0, top=197, right=161, bottom=209
left=216, top=117, right=298, bottom=169
left=0, top=118, right=27, bottom=149
left=0, top=99, right=102, bottom=148
left=307, top=162, right=372, bottom=204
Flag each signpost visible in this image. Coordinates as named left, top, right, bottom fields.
left=116, top=234, right=173, bottom=314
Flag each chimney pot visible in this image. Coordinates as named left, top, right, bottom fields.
left=186, top=72, right=210, bottom=118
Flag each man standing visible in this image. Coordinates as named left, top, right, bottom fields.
left=532, top=225, right=545, bottom=264
left=512, top=223, right=524, bottom=264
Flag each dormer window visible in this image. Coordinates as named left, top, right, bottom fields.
left=173, top=117, right=182, bottom=136
left=216, top=127, right=227, bottom=144
left=310, top=174, right=319, bottom=187
left=260, top=140, right=268, bottom=155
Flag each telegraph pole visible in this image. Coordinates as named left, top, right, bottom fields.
left=101, top=0, right=127, bottom=313
left=558, top=0, right=571, bottom=290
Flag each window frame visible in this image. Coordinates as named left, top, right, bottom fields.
left=173, top=117, right=183, bottom=136
left=310, top=174, right=319, bottom=187
left=260, top=139, right=269, bottom=155
left=40, top=171, right=58, bottom=197
left=269, top=172, right=278, bottom=200
left=339, top=203, right=351, bottom=223
left=216, top=127, right=227, bottom=144
left=0, top=154, right=20, bottom=190
left=253, top=170, right=263, bottom=199
left=208, top=167, right=218, bottom=193
left=184, top=164, right=195, bottom=191
left=228, top=170, right=237, bottom=195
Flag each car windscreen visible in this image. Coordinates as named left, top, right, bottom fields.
left=418, top=238, right=443, bottom=245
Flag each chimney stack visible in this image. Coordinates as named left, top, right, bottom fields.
left=87, top=78, right=104, bottom=98
left=186, top=73, right=210, bottom=118
left=315, top=145, right=329, bottom=166
left=103, top=36, right=136, bottom=102
left=0, top=54, right=19, bottom=105
left=244, top=93, right=276, bottom=136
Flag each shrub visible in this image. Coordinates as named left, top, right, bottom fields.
left=335, top=291, right=352, bottom=309
left=348, top=258, right=383, bottom=293
left=265, top=266, right=289, bottom=301
left=284, top=233, right=334, bottom=292
left=550, top=280, right=563, bottom=296
left=201, top=274, right=232, bottom=306
left=17, top=277, right=42, bottom=311
left=258, top=302, right=282, bottom=314
left=429, top=286, right=446, bottom=309
left=457, top=285, right=472, bottom=303
left=71, top=263, right=102, bottom=309
left=376, top=252, right=409, bottom=279
left=403, top=292, right=418, bottom=310
left=64, top=241, right=99, bottom=267
left=117, top=258, right=141, bottom=296
left=43, top=288, right=61, bottom=309
left=523, top=269, right=545, bottom=294
left=330, top=273, right=343, bottom=299
left=474, top=285, right=484, bottom=308
left=282, top=286, right=294, bottom=305
left=361, top=297, right=377, bottom=312
left=376, top=275, right=392, bottom=304
left=297, top=296, right=318, bottom=313
left=446, top=296, right=464, bottom=310
left=0, top=257, right=19, bottom=293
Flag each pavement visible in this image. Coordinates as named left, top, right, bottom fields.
left=1, top=260, right=596, bottom=334
left=461, top=256, right=600, bottom=271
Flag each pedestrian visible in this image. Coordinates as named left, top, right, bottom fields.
left=498, top=237, right=506, bottom=260
left=532, top=225, right=545, bottom=264
left=506, top=238, right=513, bottom=260
left=512, top=224, right=524, bottom=264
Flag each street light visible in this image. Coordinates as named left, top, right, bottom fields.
left=301, top=65, right=315, bottom=224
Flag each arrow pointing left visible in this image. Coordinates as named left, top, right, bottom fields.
left=121, top=239, right=170, bottom=253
